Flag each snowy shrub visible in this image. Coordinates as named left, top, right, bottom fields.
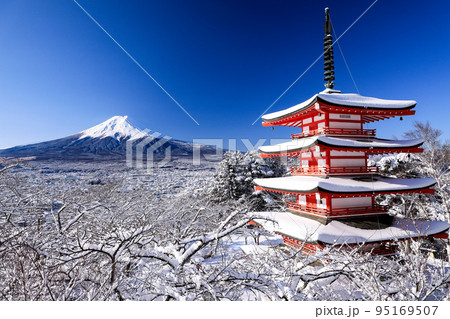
left=374, top=153, right=420, bottom=178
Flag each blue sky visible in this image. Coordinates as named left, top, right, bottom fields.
left=0, top=0, right=449, bottom=149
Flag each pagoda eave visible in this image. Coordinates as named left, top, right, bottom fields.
left=273, top=230, right=449, bottom=247
left=274, top=233, right=449, bottom=256
left=259, top=146, right=423, bottom=158
left=316, top=96, right=416, bottom=112
left=254, top=185, right=435, bottom=196
left=262, top=98, right=416, bottom=127
left=259, top=136, right=424, bottom=163
left=253, top=175, right=437, bottom=196
left=252, top=212, right=449, bottom=247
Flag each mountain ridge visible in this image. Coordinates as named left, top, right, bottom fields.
left=0, top=116, right=219, bottom=161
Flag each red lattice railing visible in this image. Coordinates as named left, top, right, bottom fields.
left=286, top=202, right=389, bottom=218
left=290, top=166, right=379, bottom=176
left=291, top=127, right=376, bottom=139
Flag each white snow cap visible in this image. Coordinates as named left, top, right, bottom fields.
left=78, top=116, right=149, bottom=141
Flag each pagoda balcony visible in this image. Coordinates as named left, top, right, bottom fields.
left=286, top=202, right=389, bottom=218
left=290, top=166, right=380, bottom=176
left=291, top=128, right=376, bottom=139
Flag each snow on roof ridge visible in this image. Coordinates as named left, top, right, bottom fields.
left=261, top=94, right=318, bottom=122
left=258, top=136, right=424, bottom=154
left=318, top=92, right=417, bottom=109
left=78, top=115, right=149, bottom=141
left=320, top=88, right=341, bottom=94
left=261, top=91, right=417, bottom=122
left=253, top=175, right=436, bottom=193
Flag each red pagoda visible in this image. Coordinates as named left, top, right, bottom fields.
left=252, top=8, right=449, bottom=255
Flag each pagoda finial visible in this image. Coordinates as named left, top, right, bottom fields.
left=323, top=7, right=335, bottom=89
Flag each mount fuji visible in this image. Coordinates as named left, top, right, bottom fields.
left=0, top=116, right=218, bottom=161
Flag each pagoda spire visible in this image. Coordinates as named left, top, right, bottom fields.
left=323, top=7, right=335, bottom=89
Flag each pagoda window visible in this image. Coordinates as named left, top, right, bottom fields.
left=332, top=196, right=372, bottom=209
left=316, top=193, right=327, bottom=209
left=317, top=158, right=326, bottom=167
left=301, top=152, right=311, bottom=158
left=329, top=121, right=362, bottom=129
left=330, top=157, right=365, bottom=167
left=297, top=195, right=307, bottom=205
left=329, top=113, right=361, bottom=121
left=314, top=113, right=325, bottom=122
left=303, top=117, right=313, bottom=125
left=330, top=151, right=365, bottom=157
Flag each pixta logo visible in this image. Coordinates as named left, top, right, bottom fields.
left=126, top=129, right=173, bottom=173
left=127, top=132, right=291, bottom=173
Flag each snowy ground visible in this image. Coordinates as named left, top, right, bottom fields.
left=10, top=158, right=218, bottom=198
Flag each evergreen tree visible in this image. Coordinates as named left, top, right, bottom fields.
left=210, top=150, right=285, bottom=209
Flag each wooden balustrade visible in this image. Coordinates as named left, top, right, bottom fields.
left=291, top=127, right=376, bottom=139
left=290, top=166, right=379, bottom=176
left=286, top=202, right=389, bottom=218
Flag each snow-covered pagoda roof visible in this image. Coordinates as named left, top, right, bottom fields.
left=253, top=175, right=436, bottom=195
left=259, top=136, right=424, bottom=157
left=261, top=90, right=417, bottom=125
left=253, top=212, right=449, bottom=245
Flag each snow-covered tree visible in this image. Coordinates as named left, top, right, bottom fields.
left=0, top=160, right=297, bottom=300
left=404, top=121, right=450, bottom=219
left=300, top=244, right=450, bottom=301
left=371, top=121, right=449, bottom=259
left=376, top=122, right=449, bottom=219
left=210, top=150, right=285, bottom=209
left=373, top=153, right=419, bottom=178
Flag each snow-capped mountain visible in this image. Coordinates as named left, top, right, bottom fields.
left=78, top=116, right=148, bottom=141
left=0, top=116, right=218, bottom=161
